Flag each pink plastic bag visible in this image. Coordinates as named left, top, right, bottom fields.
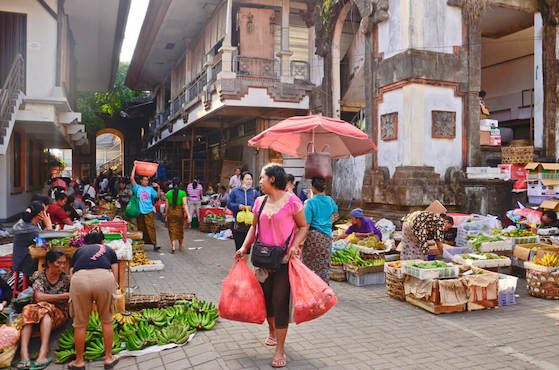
left=289, top=258, right=338, bottom=324
left=218, top=259, right=266, bottom=324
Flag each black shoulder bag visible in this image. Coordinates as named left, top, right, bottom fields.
left=251, top=196, right=293, bottom=270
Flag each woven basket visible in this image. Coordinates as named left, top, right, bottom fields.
left=330, top=262, right=346, bottom=281
left=501, top=146, right=534, bottom=164
left=159, top=293, right=197, bottom=308
left=385, top=271, right=405, bottom=300
left=526, top=270, right=559, bottom=299
left=125, top=294, right=161, bottom=311
left=127, top=231, right=143, bottom=240
left=28, top=246, right=76, bottom=259
left=132, top=244, right=145, bottom=254
left=0, top=344, right=17, bottom=368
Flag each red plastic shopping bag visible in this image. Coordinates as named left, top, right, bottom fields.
left=289, top=258, right=338, bottom=324
left=218, top=259, right=266, bottom=324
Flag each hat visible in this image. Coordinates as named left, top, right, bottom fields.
left=349, top=208, right=364, bottom=218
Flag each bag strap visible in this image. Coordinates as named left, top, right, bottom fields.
left=254, top=196, right=268, bottom=243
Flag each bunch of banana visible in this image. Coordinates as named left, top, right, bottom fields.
left=130, top=252, right=156, bottom=267
left=137, top=321, right=157, bottom=346
left=54, top=348, right=76, bottom=364
left=87, top=311, right=101, bottom=332
left=57, top=329, right=75, bottom=350
left=141, top=308, right=168, bottom=326
left=84, top=337, right=105, bottom=360
left=113, top=311, right=140, bottom=325
left=199, top=311, right=217, bottom=330
left=155, top=323, right=194, bottom=346
left=198, top=301, right=218, bottom=316
left=533, top=253, right=559, bottom=267
left=111, top=335, right=125, bottom=355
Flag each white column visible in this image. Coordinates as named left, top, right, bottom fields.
left=218, top=0, right=236, bottom=79
left=278, top=0, right=293, bottom=83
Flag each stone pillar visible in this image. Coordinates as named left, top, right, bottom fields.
left=540, top=3, right=559, bottom=159
left=278, top=0, right=293, bottom=83
left=331, top=3, right=351, bottom=119
left=465, top=14, right=481, bottom=167
left=218, top=0, right=236, bottom=79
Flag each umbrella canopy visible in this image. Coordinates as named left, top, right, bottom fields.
left=248, top=115, right=377, bottom=159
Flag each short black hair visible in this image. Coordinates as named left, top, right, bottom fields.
left=440, top=214, right=454, bottom=225
left=286, top=174, right=295, bottom=184
left=311, top=176, right=326, bottom=192
left=263, top=164, right=287, bottom=190
left=54, top=192, right=67, bottom=201
left=542, top=210, right=558, bottom=223
left=67, top=195, right=75, bottom=204
left=84, top=231, right=105, bottom=244
left=479, top=90, right=486, bottom=98
left=219, top=185, right=227, bottom=192
left=241, top=171, right=253, bottom=181
left=22, top=201, right=45, bottom=222
left=45, top=249, right=66, bottom=269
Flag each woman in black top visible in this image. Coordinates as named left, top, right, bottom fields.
left=13, top=201, right=53, bottom=277
left=68, top=232, right=119, bottom=370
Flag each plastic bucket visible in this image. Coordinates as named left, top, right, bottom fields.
left=135, top=161, right=158, bottom=177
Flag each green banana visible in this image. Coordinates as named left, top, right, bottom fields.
left=54, top=348, right=76, bottom=364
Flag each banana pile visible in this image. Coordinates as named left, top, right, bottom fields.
left=55, top=298, right=218, bottom=363
left=533, top=253, right=559, bottom=267
left=130, top=252, right=156, bottom=267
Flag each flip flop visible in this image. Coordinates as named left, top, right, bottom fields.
left=30, top=357, right=52, bottom=370
left=104, top=357, right=120, bottom=370
left=14, top=360, right=32, bottom=369
left=271, top=354, right=286, bottom=368
left=179, top=246, right=184, bottom=251
left=264, top=336, right=277, bottom=346
left=170, top=249, right=176, bottom=254
left=67, top=361, right=85, bottom=370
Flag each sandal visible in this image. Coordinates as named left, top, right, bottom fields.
left=67, top=361, right=85, bottom=370
left=179, top=245, right=184, bottom=251
left=271, top=354, right=286, bottom=368
left=104, top=357, right=120, bottom=370
left=14, top=360, right=32, bottom=370
left=264, top=336, right=277, bottom=346
left=170, top=249, right=176, bottom=254
left=30, top=357, right=52, bottom=370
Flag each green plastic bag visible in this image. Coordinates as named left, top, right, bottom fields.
left=125, top=194, right=140, bottom=218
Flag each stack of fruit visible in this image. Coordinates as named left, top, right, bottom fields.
left=55, top=299, right=218, bottom=363
left=130, top=252, right=156, bottom=267
left=532, top=253, right=559, bottom=267
left=501, top=228, right=536, bottom=238
left=352, top=236, right=386, bottom=250
left=331, top=245, right=385, bottom=267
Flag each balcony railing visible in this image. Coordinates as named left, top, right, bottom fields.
left=290, top=60, right=310, bottom=82
left=209, top=60, right=222, bottom=84
left=171, top=92, right=185, bottom=116
left=233, top=56, right=279, bottom=79
left=188, top=72, right=207, bottom=102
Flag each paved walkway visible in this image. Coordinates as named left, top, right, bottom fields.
left=45, top=221, right=559, bottom=370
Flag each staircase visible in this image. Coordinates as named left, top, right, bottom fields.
left=0, top=54, right=25, bottom=155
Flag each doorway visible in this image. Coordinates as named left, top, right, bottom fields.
left=96, top=129, right=124, bottom=176
left=0, top=11, right=26, bottom=89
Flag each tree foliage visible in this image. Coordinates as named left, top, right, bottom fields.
left=77, top=62, right=145, bottom=133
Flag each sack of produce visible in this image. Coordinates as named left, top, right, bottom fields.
left=218, top=259, right=266, bottom=324
left=289, top=258, right=338, bottom=324
left=0, top=325, right=19, bottom=368
left=236, top=210, right=247, bottom=224
left=125, top=195, right=141, bottom=218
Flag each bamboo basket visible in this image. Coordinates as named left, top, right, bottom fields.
left=330, top=262, right=346, bottom=281
left=0, top=344, right=17, bottom=368
left=385, top=271, right=405, bottom=300
left=501, top=146, right=534, bottom=164
left=125, top=294, right=160, bottom=311
left=159, top=293, right=197, bottom=308
left=526, top=270, right=559, bottom=299
left=28, top=246, right=75, bottom=259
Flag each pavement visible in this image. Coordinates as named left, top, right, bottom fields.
left=39, top=221, right=559, bottom=369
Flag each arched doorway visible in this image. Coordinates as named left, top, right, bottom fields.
left=95, top=129, right=124, bottom=176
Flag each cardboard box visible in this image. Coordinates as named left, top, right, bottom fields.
left=480, top=131, right=491, bottom=146
left=513, top=243, right=555, bottom=261
left=498, top=164, right=528, bottom=180
left=490, top=128, right=500, bottom=136
left=490, top=135, right=501, bottom=146
left=480, top=119, right=498, bottom=131
left=540, top=199, right=559, bottom=211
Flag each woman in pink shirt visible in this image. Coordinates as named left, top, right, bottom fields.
left=235, top=164, right=308, bottom=368
left=186, top=178, right=203, bottom=222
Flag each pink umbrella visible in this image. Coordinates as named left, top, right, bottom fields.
left=248, top=115, right=377, bottom=159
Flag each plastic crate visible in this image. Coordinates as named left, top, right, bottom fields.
left=456, top=228, right=482, bottom=248
left=403, top=263, right=459, bottom=280
left=498, top=291, right=516, bottom=306
left=498, top=273, right=518, bottom=293
left=346, top=271, right=385, bottom=286
left=511, top=235, right=539, bottom=245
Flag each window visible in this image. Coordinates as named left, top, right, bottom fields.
left=13, top=132, right=24, bottom=190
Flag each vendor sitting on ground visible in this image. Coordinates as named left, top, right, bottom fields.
left=540, top=210, right=559, bottom=228
left=334, top=208, right=382, bottom=241
left=17, top=249, right=70, bottom=370
left=400, top=211, right=454, bottom=260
